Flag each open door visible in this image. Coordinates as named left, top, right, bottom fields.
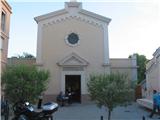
left=65, top=75, right=81, bottom=103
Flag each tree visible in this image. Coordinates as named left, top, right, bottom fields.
left=13, top=52, right=35, bottom=58
left=88, top=73, right=133, bottom=120
left=129, top=54, right=148, bottom=84
left=22, top=52, right=35, bottom=58
left=2, top=64, right=49, bottom=103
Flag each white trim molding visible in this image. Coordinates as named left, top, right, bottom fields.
left=103, top=23, right=110, bottom=65
left=64, top=32, right=80, bottom=47
left=57, top=52, right=89, bottom=67
left=34, top=2, right=111, bottom=28
left=36, top=23, right=43, bottom=65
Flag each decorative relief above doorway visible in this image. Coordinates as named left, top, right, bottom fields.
left=57, top=52, right=89, bottom=67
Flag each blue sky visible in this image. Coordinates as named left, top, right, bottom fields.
left=8, top=0, right=160, bottom=59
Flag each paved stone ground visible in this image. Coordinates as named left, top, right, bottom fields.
left=53, top=102, right=160, bottom=120
left=2, top=102, right=160, bottom=120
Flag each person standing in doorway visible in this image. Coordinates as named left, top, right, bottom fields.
left=66, top=88, right=72, bottom=104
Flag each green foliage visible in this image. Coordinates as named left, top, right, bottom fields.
left=129, top=54, right=148, bottom=83
left=2, top=64, right=49, bottom=103
left=12, top=52, right=35, bottom=58
left=88, top=73, right=133, bottom=120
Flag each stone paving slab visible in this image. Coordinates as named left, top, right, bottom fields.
left=2, top=102, right=160, bottom=120
left=53, top=103, right=160, bottom=120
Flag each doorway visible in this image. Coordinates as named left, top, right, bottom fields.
left=65, top=75, right=81, bottom=103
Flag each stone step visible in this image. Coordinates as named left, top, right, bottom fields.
left=137, top=98, right=153, bottom=110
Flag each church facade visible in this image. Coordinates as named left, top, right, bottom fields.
left=35, top=2, right=137, bottom=103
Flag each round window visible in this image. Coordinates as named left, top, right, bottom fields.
left=67, top=33, right=79, bottom=45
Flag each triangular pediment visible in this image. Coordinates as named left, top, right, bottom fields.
left=57, top=52, right=89, bottom=66
left=34, top=2, right=111, bottom=24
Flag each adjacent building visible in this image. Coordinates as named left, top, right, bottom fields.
left=34, top=1, right=137, bottom=103
left=137, top=47, right=160, bottom=109
left=146, top=47, right=160, bottom=99
left=0, top=0, right=12, bottom=73
left=1, top=0, right=12, bottom=100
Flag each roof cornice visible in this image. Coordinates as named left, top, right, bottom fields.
left=2, top=0, right=12, bottom=13
left=34, top=9, right=68, bottom=23
left=153, top=47, right=160, bottom=57
left=57, top=52, right=89, bottom=66
left=79, top=9, right=111, bottom=24
left=34, top=2, right=111, bottom=24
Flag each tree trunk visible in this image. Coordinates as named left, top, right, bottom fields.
left=108, top=109, right=111, bottom=120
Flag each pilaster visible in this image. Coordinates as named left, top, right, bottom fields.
left=102, top=23, right=110, bottom=74
left=36, top=23, right=43, bottom=65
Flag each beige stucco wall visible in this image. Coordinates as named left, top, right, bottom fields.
left=41, top=19, right=105, bottom=95
left=7, top=58, right=137, bottom=83
left=110, top=58, right=137, bottom=83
